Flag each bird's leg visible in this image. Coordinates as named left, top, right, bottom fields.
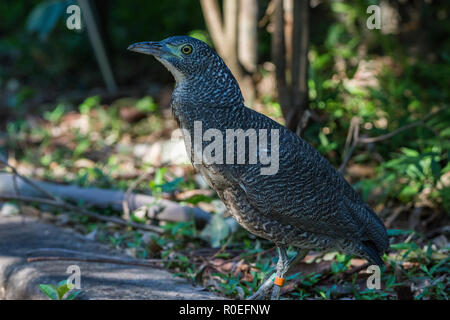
left=248, top=248, right=308, bottom=300
left=270, top=247, right=289, bottom=300
left=248, top=272, right=276, bottom=300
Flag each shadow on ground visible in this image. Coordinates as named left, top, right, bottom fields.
left=0, top=216, right=221, bottom=300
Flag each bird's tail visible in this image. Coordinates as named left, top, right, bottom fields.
left=361, top=240, right=384, bottom=267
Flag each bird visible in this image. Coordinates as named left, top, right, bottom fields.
left=128, top=36, right=388, bottom=300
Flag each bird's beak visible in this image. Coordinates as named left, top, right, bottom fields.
left=127, top=41, right=170, bottom=57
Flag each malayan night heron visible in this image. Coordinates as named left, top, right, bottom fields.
left=128, top=36, right=388, bottom=300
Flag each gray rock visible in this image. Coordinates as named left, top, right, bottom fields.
left=0, top=202, right=20, bottom=217
left=0, top=216, right=222, bottom=300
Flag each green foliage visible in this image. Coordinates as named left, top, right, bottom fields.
left=200, top=214, right=230, bottom=248
left=44, top=103, right=66, bottom=124
left=27, top=0, right=73, bottom=40
left=148, top=168, right=183, bottom=197
left=162, top=220, right=196, bottom=239
left=188, top=30, right=212, bottom=47
left=318, top=132, right=338, bottom=154
left=135, top=96, right=158, bottom=113
left=79, top=96, right=101, bottom=115
left=39, top=280, right=81, bottom=300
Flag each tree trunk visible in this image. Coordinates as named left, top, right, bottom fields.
left=272, top=0, right=289, bottom=112
left=271, top=0, right=310, bottom=135
left=291, top=0, right=310, bottom=134
left=238, top=0, right=258, bottom=73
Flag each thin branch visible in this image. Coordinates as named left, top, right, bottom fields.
left=0, top=158, right=62, bottom=203
left=27, top=256, right=165, bottom=268
left=122, top=171, right=152, bottom=220
left=339, top=117, right=359, bottom=173
left=0, top=193, right=164, bottom=233
left=210, top=235, right=233, bottom=260
left=342, top=262, right=370, bottom=279
left=344, top=116, right=359, bottom=153
left=359, top=107, right=445, bottom=144
left=27, top=247, right=110, bottom=257
left=338, top=108, right=445, bottom=174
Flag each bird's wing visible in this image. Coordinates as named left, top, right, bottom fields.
left=234, top=123, right=378, bottom=241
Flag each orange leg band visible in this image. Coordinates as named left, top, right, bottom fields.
left=274, top=276, right=285, bottom=287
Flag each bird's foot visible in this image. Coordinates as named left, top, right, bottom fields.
left=271, top=285, right=281, bottom=300
left=247, top=274, right=275, bottom=300
left=248, top=276, right=283, bottom=300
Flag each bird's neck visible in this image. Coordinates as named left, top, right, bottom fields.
left=170, top=81, right=243, bottom=133
left=172, top=79, right=243, bottom=111
left=170, top=56, right=244, bottom=111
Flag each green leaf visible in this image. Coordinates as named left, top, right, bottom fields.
left=200, top=214, right=229, bottom=248
left=149, top=167, right=168, bottom=193
left=318, top=132, right=329, bottom=147
left=188, top=30, right=212, bottom=46
left=430, top=258, right=449, bottom=275
left=390, top=242, right=419, bottom=251
left=439, top=127, right=450, bottom=138
left=401, top=148, right=420, bottom=157
left=64, top=290, right=81, bottom=300
left=39, top=284, right=59, bottom=300
left=430, top=158, right=441, bottom=182
left=182, top=194, right=214, bottom=205
left=26, top=0, right=68, bottom=40
left=159, top=177, right=183, bottom=193
left=79, top=96, right=100, bottom=114
left=73, top=139, right=90, bottom=157
left=135, top=96, right=158, bottom=113
left=387, top=229, right=414, bottom=237
left=398, top=184, right=419, bottom=203
left=44, top=104, right=66, bottom=124
left=56, top=281, right=72, bottom=300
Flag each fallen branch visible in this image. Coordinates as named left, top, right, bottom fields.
left=0, top=172, right=212, bottom=225
left=342, top=262, right=370, bottom=279
left=0, top=158, right=61, bottom=203
left=27, top=256, right=165, bottom=268
left=0, top=193, right=164, bottom=233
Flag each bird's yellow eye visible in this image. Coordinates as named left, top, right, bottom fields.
left=181, top=44, right=193, bottom=55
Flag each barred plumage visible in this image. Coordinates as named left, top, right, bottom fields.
left=128, top=36, right=389, bottom=298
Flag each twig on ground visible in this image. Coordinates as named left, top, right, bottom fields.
left=342, top=262, right=370, bottom=279
left=27, top=256, right=166, bottom=268
left=210, top=246, right=277, bottom=269
left=210, top=235, right=233, bottom=260
left=122, top=171, right=152, bottom=220
left=0, top=193, right=164, bottom=233
left=385, top=205, right=408, bottom=229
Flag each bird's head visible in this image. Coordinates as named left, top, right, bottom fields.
left=128, top=36, right=243, bottom=108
